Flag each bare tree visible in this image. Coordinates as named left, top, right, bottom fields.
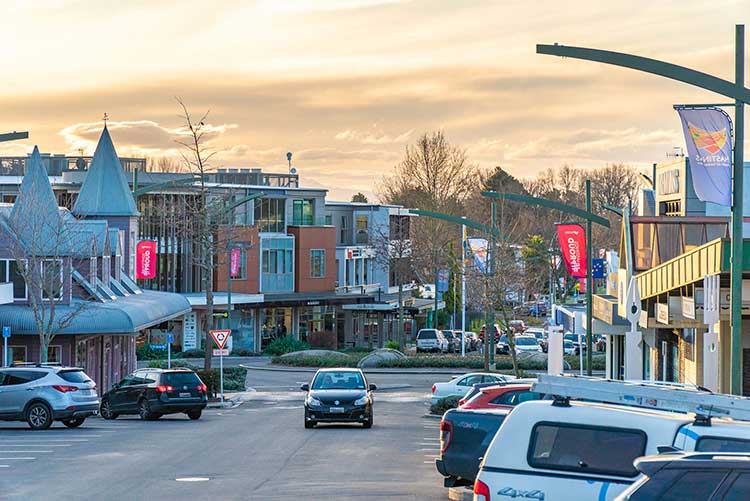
left=146, top=156, right=183, bottom=173
left=379, top=131, right=478, bottom=326
left=4, top=187, right=87, bottom=363
left=174, top=97, right=228, bottom=371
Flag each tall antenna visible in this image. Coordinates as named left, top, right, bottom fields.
left=102, top=112, right=109, bottom=127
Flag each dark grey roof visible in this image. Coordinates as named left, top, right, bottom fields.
left=73, top=126, right=139, bottom=217
left=7, top=147, right=70, bottom=255
left=0, top=290, right=190, bottom=335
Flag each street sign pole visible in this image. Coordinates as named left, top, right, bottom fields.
left=2, top=326, right=9, bottom=367
left=167, top=333, right=173, bottom=369
left=209, top=329, right=231, bottom=407
left=220, top=349, right=224, bottom=407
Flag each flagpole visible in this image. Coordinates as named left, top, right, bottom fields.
left=461, top=222, right=466, bottom=357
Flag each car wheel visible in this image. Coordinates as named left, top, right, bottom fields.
left=63, top=418, right=85, bottom=428
left=139, top=399, right=158, bottom=420
left=100, top=399, right=118, bottom=420
left=363, top=413, right=373, bottom=429
left=186, top=409, right=202, bottom=420
left=26, top=402, right=53, bottom=430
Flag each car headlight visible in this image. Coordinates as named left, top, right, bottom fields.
left=354, top=396, right=369, bottom=406
left=308, top=397, right=323, bottom=407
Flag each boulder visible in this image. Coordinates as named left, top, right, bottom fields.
left=357, top=348, right=407, bottom=368
left=280, top=349, right=350, bottom=359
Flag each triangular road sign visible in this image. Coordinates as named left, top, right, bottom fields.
left=210, top=329, right=231, bottom=350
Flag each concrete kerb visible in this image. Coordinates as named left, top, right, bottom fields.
left=448, top=486, right=474, bottom=501
left=240, top=364, right=469, bottom=376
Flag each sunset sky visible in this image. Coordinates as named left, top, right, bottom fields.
left=2, top=0, right=749, bottom=200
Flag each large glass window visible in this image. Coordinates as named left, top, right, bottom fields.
left=310, top=249, right=325, bottom=278
left=292, top=199, right=314, bottom=226
left=0, top=260, right=28, bottom=300
left=355, top=215, right=369, bottom=244
left=42, top=259, right=64, bottom=301
left=658, top=470, right=728, bottom=501
left=260, top=237, right=294, bottom=292
left=696, top=436, right=750, bottom=452
left=254, top=198, right=286, bottom=233
left=528, top=422, right=646, bottom=477
left=340, top=216, right=349, bottom=244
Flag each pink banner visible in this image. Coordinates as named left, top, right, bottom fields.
left=556, top=223, right=586, bottom=278
left=136, top=241, right=157, bottom=279
left=230, top=247, right=241, bottom=278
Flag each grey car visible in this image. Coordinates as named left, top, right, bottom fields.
left=0, top=365, right=99, bottom=429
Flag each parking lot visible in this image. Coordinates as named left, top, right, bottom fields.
left=0, top=370, right=448, bottom=501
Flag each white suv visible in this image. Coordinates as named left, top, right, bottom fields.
left=0, top=365, right=99, bottom=429
left=416, top=329, right=448, bottom=353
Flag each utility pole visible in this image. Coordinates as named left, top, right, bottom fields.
left=488, top=201, right=496, bottom=371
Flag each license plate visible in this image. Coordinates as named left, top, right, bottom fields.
left=179, top=392, right=191, bottom=398
left=329, top=407, right=345, bottom=413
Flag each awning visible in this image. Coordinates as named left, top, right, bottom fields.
left=0, top=290, right=191, bottom=336
left=260, top=291, right=374, bottom=308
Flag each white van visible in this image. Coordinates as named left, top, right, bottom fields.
left=473, top=399, right=750, bottom=501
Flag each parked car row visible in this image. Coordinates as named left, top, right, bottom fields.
left=433, top=374, right=750, bottom=500
left=0, top=364, right=208, bottom=429
left=416, top=329, right=480, bottom=353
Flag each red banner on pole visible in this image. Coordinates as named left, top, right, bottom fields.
left=135, top=240, right=157, bottom=279
left=556, top=223, right=587, bottom=278
left=230, top=248, right=241, bottom=278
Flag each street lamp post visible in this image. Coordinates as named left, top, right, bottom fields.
left=537, top=25, right=749, bottom=393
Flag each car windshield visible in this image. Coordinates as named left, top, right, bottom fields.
left=312, top=371, right=365, bottom=390
left=516, top=337, right=537, bottom=346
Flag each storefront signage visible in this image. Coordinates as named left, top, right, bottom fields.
left=306, top=300, right=320, bottom=306
left=182, top=312, right=197, bottom=350
left=135, top=240, right=157, bottom=279
left=656, top=303, right=669, bottom=324
left=681, top=297, right=696, bottom=320
left=230, top=247, right=241, bottom=278
left=556, top=223, right=586, bottom=278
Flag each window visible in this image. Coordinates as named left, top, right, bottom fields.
left=10, top=346, right=26, bottom=364
left=163, top=372, right=201, bottom=386
left=310, top=250, right=325, bottom=278
left=658, top=470, right=728, bottom=501
left=47, top=345, right=62, bottom=363
left=490, top=390, right=543, bottom=406
left=254, top=198, right=286, bottom=233
left=292, top=199, right=314, bottom=226
left=340, top=216, right=349, bottom=244
left=528, top=422, right=646, bottom=477
left=42, top=259, right=64, bottom=300
left=725, top=473, right=750, bottom=501
left=233, top=248, right=247, bottom=280
left=312, top=371, right=365, bottom=390
left=89, top=257, right=97, bottom=284
left=0, top=260, right=28, bottom=300
left=0, top=370, right=45, bottom=385
left=457, top=375, right=483, bottom=387
left=325, top=215, right=332, bottom=225
left=355, top=215, right=369, bottom=244
left=58, top=370, right=93, bottom=384
left=696, top=436, right=750, bottom=453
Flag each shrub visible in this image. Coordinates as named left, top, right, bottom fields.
left=384, top=341, right=400, bottom=350
left=430, top=396, right=461, bottom=415
left=264, top=336, right=310, bottom=356
left=136, top=344, right=167, bottom=361
left=307, top=331, right=337, bottom=350
left=230, top=348, right=255, bottom=357
left=271, top=355, right=358, bottom=368
left=180, top=349, right=205, bottom=359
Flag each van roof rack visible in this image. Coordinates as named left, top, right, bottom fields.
left=10, top=362, right=63, bottom=367
left=533, top=374, right=750, bottom=424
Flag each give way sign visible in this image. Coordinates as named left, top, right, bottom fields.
left=209, top=330, right=231, bottom=350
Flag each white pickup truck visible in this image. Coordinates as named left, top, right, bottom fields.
left=473, top=378, right=750, bottom=501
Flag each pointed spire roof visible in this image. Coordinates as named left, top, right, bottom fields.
left=73, top=126, right=139, bottom=217
left=9, top=146, right=69, bottom=254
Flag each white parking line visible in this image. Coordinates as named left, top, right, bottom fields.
left=0, top=465, right=9, bottom=468
left=1, top=450, right=53, bottom=453
left=0, top=457, right=36, bottom=460
left=0, top=439, right=89, bottom=442
left=0, top=443, right=71, bottom=447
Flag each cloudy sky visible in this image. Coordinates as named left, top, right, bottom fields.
left=2, top=0, right=748, bottom=199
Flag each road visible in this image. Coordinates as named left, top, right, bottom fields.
left=0, top=369, right=450, bottom=500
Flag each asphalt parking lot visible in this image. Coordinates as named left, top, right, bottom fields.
left=0, top=369, right=449, bottom=500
